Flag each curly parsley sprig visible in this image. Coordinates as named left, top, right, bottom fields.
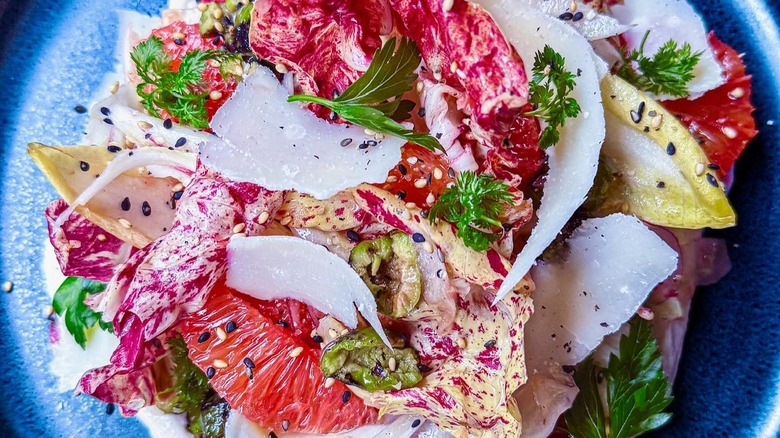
left=429, top=171, right=513, bottom=251
left=616, top=30, right=703, bottom=98
left=131, top=36, right=238, bottom=129
left=288, top=37, right=442, bottom=152
left=524, top=45, right=582, bottom=149
left=52, top=277, right=113, bottom=349
left=565, top=317, right=674, bottom=438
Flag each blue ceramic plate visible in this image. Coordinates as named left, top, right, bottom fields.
left=1, top=1, right=778, bottom=436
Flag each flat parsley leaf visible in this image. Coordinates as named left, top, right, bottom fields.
left=565, top=317, right=674, bottom=438
left=52, top=277, right=112, bottom=349
left=130, top=36, right=229, bottom=129
left=616, top=31, right=703, bottom=98
left=288, top=37, right=442, bottom=152
left=525, top=45, right=582, bottom=149
left=429, top=171, right=513, bottom=251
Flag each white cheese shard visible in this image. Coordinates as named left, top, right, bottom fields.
left=201, top=67, right=405, bottom=200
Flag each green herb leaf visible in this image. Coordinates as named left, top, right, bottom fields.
left=288, top=37, right=442, bottom=152
left=616, top=31, right=703, bottom=98
left=565, top=317, right=674, bottom=438
left=156, top=335, right=212, bottom=415
left=429, top=171, right=513, bottom=251
left=131, top=36, right=229, bottom=129
left=524, top=45, right=582, bottom=149
left=52, top=277, right=112, bottom=349
left=234, top=3, right=253, bottom=26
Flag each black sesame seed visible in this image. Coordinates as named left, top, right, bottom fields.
left=79, top=161, right=90, bottom=172
left=420, top=209, right=429, bottom=219
left=342, top=391, right=352, bottom=403
left=656, top=181, right=666, bottom=189
left=198, top=332, right=211, bottom=343
left=572, top=11, right=584, bottom=21
left=418, top=107, right=426, bottom=117
left=152, top=338, right=162, bottom=348
left=340, top=138, right=353, bottom=147
left=163, top=118, right=173, bottom=129
left=436, top=269, right=445, bottom=279
left=412, top=419, right=421, bottom=428
left=121, top=197, right=131, bottom=212
left=447, top=167, right=456, bottom=178
left=107, top=145, right=122, bottom=153
left=100, top=107, right=111, bottom=116
left=141, top=201, right=152, bottom=217
left=282, top=420, right=290, bottom=431
left=435, top=132, right=443, bottom=139
left=708, top=163, right=721, bottom=170
left=562, top=365, right=576, bottom=374
left=173, top=190, right=184, bottom=200
left=358, top=142, right=369, bottom=150
left=666, top=142, right=676, bottom=155
left=206, top=367, right=215, bottom=379
left=175, top=137, right=187, bottom=147
left=600, top=322, right=609, bottom=327
left=174, top=38, right=185, bottom=45
left=484, top=339, right=497, bottom=348
left=398, top=164, right=408, bottom=175
left=706, top=173, right=719, bottom=187
left=105, top=403, right=115, bottom=415
left=312, top=334, right=324, bottom=343
left=276, top=319, right=289, bottom=328
left=396, top=190, right=407, bottom=200
left=630, top=101, right=645, bottom=124
left=346, top=230, right=361, bottom=243
left=226, top=320, right=238, bottom=333
left=412, top=233, right=426, bottom=243
left=269, top=432, right=279, bottom=438
left=367, top=140, right=378, bottom=147
left=144, top=132, right=152, bottom=139
left=74, top=105, right=87, bottom=114
left=243, top=357, right=256, bottom=369
left=103, top=118, right=113, bottom=125
left=558, top=12, right=574, bottom=20
left=417, top=363, right=431, bottom=372
left=426, top=172, right=432, bottom=186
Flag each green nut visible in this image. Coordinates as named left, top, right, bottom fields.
left=349, top=232, right=422, bottom=318
left=320, top=328, right=423, bottom=392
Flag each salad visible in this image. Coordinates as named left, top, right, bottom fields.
left=29, top=0, right=756, bottom=436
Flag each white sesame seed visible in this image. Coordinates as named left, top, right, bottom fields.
left=2, top=281, right=13, bottom=293
left=328, top=328, right=339, bottom=339
left=280, top=216, right=292, bottom=226
left=232, top=232, right=247, bottom=239
left=212, top=7, right=224, bottom=19
left=695, top=162, right=705, bottom=176
left=96, top=234, right=107, bottom=242
left=442, top=0, right=454, bottom=12
left=457, top=338, right=467, bottom=349
left=340, top=328, right=349, bottom=336
left=413, top=179, right=427, bottom=189
left=543, top=64, right=552, bottom=77
left=406, top=156, right=419, bottom=165
left=257, top=211, right=270, bottom=224
left=416, top=81, right=424, bottom=93
left=233, top=65, right=244, bottom=77
left=388, top=357, right=397, bottom=372
left=585, top=10, right=597, bottom=20
left=569, top=0, right=577, bottom=12
left=405, top=202, right=418, bottom=209
left=275, top=63, right=288, bottom=74
left=173, top=32, right=186, bottom=40
left=197, top=3, right=208, bottom=11
left=172, top=183, right=184, bottom=192
left=290, top=346, right=304, bottom=358
left=433, top=168, right=443, bottom=180
left=364, top=128, right=376, bottom=136
left=137, top=121, right=153, bottom=130
left=433, top=69, right=443, bottom=81
left=214, top=21, right=224, bottom=33
left=423, top=242, right=434, bottom=253
left=426, top=193, right=435, bottom=205
left=386, top=175, right=398, bottom=183
left=118, top=218, right=132, bottom=229
left=450, top=61, right=458, bottom=73
left=208, top=59, right=221, bottom=68
left=722, top=126, right=738, bottom=139
left=650, top=114, right=663, bottom=130
left=728, top=87, right=745, bottom=99
left=402, top=210, right=412, bottom=220
left=325, top=377, right=336, bottom=388
left=217, top=327, right=227, bottom=341
left=209, top=90, right=223, bottom=101
left=43, top=305, right=54, bottom=317
left=232, top=223, right=246, bottom=234
left=637, top=306, right=655, bottom=320
left=110, top=81, right=120, bottom=94
left=213, top=359, right=228, bottom=369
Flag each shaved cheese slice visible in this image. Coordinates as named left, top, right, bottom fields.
left=226, top=235, right=390, bottom=347
left=524, top=214, right=678, bottom=370
left=519, top=0, right=629, bottom=40
left=225, top=410, right=424, bottom=438
left=200, top=67, right=405, bottom=200
left=611, top=0, right=724, bottom=99
left=475, top=0, right=605, bottom=300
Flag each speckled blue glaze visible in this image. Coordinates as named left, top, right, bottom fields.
left=0, top=0, right=778, bottom=436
